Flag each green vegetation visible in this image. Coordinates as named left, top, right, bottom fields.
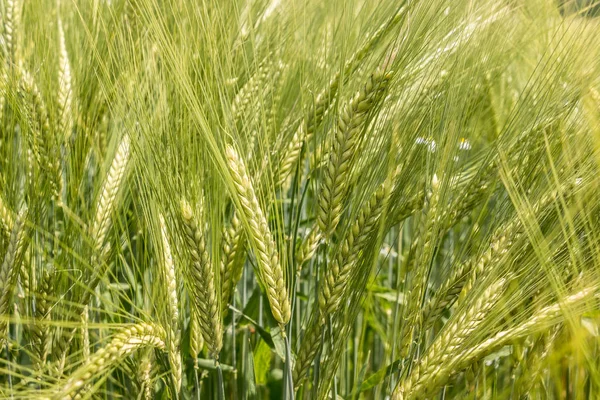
left=0, top=0, right=600, bottom=398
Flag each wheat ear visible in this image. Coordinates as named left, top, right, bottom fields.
left=0, top=204, right=29, bottom=343
left=53, top=134, right=131, bottom=373
left=220, top=211, right=246, bottom=317
left=225, top=145, right=291, bottom=325
left=407, top=286, right=596, bottom=399
left=180, top=199, right=223, bottom=358
left=53, top=323, right=166, bottom=400
left=317, top=70, right=391, bottom=238
left=393, top=278, right=507, bottom=400
left=159, top=214, right=182, bottom=390
left=231, top=58, right=282, bottom=121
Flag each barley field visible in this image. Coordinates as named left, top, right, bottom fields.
left=1, top=0, right=600, bottom=399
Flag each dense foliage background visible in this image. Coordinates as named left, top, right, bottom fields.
left=1, top=0, right=600, bottom=399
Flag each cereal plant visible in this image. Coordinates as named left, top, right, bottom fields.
left=0, top=0, right=600, bottom=399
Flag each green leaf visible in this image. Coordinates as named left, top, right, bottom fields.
left=358, top=359, right=402, bottom=393
left=253, top=339, right=271, bottom=385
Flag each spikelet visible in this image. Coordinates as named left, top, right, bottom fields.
left=317, top=70, right=391, bottom=238
left=53, top=323, right=165, bottom=400
left=189, top=306, right=205, bottom=368
left=159, top=214, right=182, bottom=390
left=225, top=145, right=290, bottom=325
left=0, top=194, right=14, bottom=238
left=295, top=227, right=321, bottom=268
left=57, top=18, right=74, bottom=143
left=319, top=172, right=394, bottom=322
left=81, top=305, right=90, bottom=362
left=220, top=211, right=246, bottom=317
left=91, top=133, right=131, bottom=253
left=180, top=199, right=223, bottom=358
left=0, top=204, right=29, bottom=343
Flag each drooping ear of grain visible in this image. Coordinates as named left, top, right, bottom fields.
left=394, top=278, right=507, bottom=400
left=53, top=323, right=166, bottom=400
left=225, top=145, right=291, bottom=325
left=276, top=9, right=405, bottom=189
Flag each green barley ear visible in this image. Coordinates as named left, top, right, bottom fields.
left=0, top=204, right=29, bottom=344
left=293, top=315, right=323, bottom=389
left=31, top=268, right=53, bottom=368
left=319, top=170, right=396, bottom=322
left=220, top=211, right=246, bottom=317
left=19, top=68, right=62, bottom=198
left=225, top=145, right=291, bottom=326
left=276, top=8, right=406, bottom=188
left=180, top=199, right=223, bottom=358
left=159, top=213, right=182, bottom=390
left=53, top=323, right=166, bottom=400
left=137, top=349, right=155, bottom=400
left=91, top=133, right=131, bottom=254
left=317, top=70, right=391, bottom=239
left=394, top=278, right=507, bottom=400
